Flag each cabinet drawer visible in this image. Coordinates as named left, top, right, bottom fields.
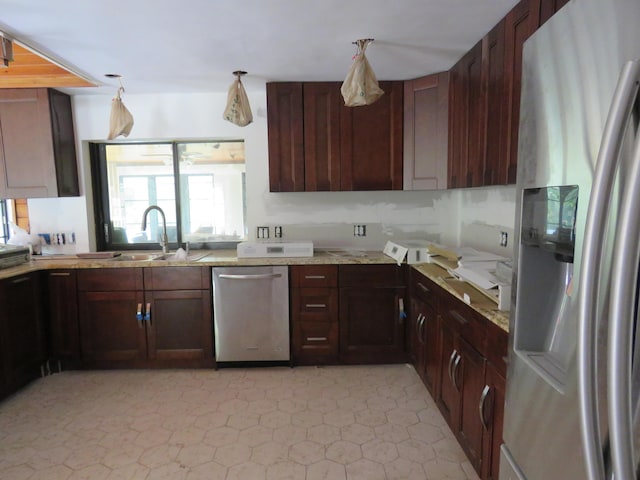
left=292, top=287, right=337, bottom=322
left=411, top=272, right=440, bottom=307
left=485, top=320, right=508, bottom=377
left=143, top=266, right=210, bottom=290
left=296, top=321, right=338, bottom=351
left=291, top=265, right=338, bottom=288
left=339, top=264, right=407, bottom=287
left=77, top=268, right=143, bottom=291
left=441, top=299, right=487, bottom=355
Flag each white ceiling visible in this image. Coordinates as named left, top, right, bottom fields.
left=0, top=0, right=520, bottom=96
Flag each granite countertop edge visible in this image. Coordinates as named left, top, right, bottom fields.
left=1, top=249, right=509, bottom=333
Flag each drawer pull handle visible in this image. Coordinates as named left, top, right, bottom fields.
left=305, top=304, right=327, bottom=308
left=306, top=337, right=328, bottom=342
left=479, top=384, right=491, bottom=430
left=50, top=272, right=71, bottom=277
left=449, top=310, right=468, bottom=325
left=448, top=349, right=457, bottom=386
left=304, top=275, right=326, bottom=279
left=452, top=353, right=462, bottom=391
left=417, top=282, right=431, bottom=294
left=10, top=277, right=30, bottom=284
left=136, top=303, right=143, bottom=328
left=145, top=302, right=152, bottom=325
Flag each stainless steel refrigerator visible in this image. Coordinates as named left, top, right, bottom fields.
left=501, top=0, right=640, bottom=479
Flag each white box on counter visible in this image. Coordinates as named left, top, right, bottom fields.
left=237, top=241, right=314, bottom=258
left=383, top=240, right=431, bottom=265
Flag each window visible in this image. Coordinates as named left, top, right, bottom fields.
left=0, top=199, right=11, bottom=244
left=90, top=140, right=246, bottom=251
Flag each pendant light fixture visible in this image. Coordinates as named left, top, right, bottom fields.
left=105, top=74, right=134, bottom=140
left=341, top=38, right=384, bottom=107
left=223, top=70, right=253, bottom=127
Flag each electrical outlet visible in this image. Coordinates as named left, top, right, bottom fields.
left=274, top=226, right=283, bottom=238
left=354, top=224, right=367, bottom=237
left=500, top=231, right=508, bottom=247
left=257, top=226, right=270, bottom=239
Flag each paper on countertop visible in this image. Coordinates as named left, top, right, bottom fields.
left=383, top=241, right=408, bottom=266
left=452, top=265, right=509, bottom=290
left=456, top=247, right=509, bottom=263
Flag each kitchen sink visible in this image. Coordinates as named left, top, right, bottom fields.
left=111, top=252, right=207, bottom=262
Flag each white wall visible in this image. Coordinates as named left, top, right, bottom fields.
left=27, top=83, right=517, bottom=257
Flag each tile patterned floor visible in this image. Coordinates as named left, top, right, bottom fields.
left=0, top=364, right=479, bottom=480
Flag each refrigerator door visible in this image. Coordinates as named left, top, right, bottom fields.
left=502, top=0, right=640, bottom=479
left=607, top=122, right=640, bottom=480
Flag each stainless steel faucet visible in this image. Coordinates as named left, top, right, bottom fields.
left=141, top=205, right=169, bottom=253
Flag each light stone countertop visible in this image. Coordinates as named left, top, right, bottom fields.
left=1, top=248, right=509, bottom=333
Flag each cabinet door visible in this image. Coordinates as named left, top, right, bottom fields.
left=483, top=19, right=509, bottom=186
left=504, top=0, right=541, bottom=184
left=403, top=72, right=449, bottom=190
left=48, top=89, right=80, bottom=196
left=457, top=336, right=487, bottom=475
left=339, top=286, right=406, bottom=364
left=79, top=290, right=147, bottom=364
left=267, top=82, right=305, bottom=192
left=448, top=41, right=485, bottom=188
left=145, top=290, right=213, bottom=365
left=340, top=81, right=403, bottom=191
left=0, top=89, right=57, bottom=197
left=1, top=274, right=45, bottom=392
left=303, top=83, right=342, bottom=191
left=408, top=298, right=423, bottom=372
left=482, top=362, right=506, bottom=480
left=436, top=319, right=460, bottom=428
left=45, top=270, right=80, bottom=364
left=539, top=0, right=570, bottom=26
left=422, top=300, right=441, bottom=397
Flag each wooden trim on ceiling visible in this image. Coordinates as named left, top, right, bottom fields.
left=0, top=43, right=96, bottom=89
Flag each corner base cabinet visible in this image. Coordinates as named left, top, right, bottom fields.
left=78, top=267, right=213, bottom=368
left=339, top=264, right=408, bottom=364
left=411, top=268, right=507, bottom=480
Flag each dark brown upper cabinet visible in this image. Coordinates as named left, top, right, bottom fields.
left=267, top=81, right=403, bottom=192
left=403, top=72, right=449, bottom=190
left=0, top=88, right=79, bottom=198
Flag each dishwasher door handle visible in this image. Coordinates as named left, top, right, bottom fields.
left=218, top=273, right=283, bottom=280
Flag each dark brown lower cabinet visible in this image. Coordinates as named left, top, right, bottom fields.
left=415, top=271, right=507, bottom=480
left=339, top=264, right=408, bottom=364
left=78, top=267, right=213, bottom=368
left=144, top=289, right=212, bottom=363
left=0, top=273, right=45, bottom=398
left=45, top=270, right=80, bottom=367
left=482, top=361, right=506, bottom=480
left=458, top=336, right=487, bottom=473
left=410, top=270, right=443, bottom=397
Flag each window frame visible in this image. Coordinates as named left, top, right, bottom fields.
left=89, top=140, right=246, bottom=252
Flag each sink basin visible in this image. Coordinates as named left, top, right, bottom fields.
left=112, top=253, right=164, bottom=261
left=112, top=252, right=207, bottom=262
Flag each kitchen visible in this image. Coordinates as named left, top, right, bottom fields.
left=1, top=0, right=637, bottom=479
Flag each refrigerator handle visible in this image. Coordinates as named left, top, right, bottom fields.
left=577, top=59, right=640, bottom=480
left=607, top=118, right=640, bottom=480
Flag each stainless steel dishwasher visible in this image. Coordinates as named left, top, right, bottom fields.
left=212, top=266, right=290, bottom=363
